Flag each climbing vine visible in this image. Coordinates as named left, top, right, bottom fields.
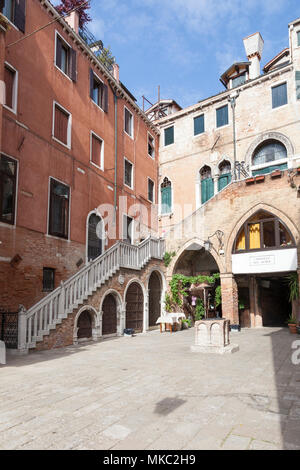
left=163, top=251, right=176, bottom=267
left=169, top=273, right=220, bottom=306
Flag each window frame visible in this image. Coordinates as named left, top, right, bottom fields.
left=90, top=131, right=104, bottom=171
left=164, top=125, right=174, bottom=147
left=160, top=177, right=173, bottom=216
left=271, top=81, right=288, bottom=110
left=147, top=177, right=155, bottom=203
left=124, top=106, right=134, bottom=139
left=216, top=104, right=229, bottom=129
left=122, top=213, right=134, bottom=245
left=193, top=114, right=205, bottom=136
left=54, top=31, right=73, bottom=81
left=124, top=157, right=134, bottom=190
left=52, top=101, right=72, bottom=149
left=147, top=132, right=155, bottom=159
left=47, top=177, right=71, bottom=241
left=90, top=70, right=106, bottom=112
left=0, top=153, right=18, bottom=226
left=42, top=267, right=55, bottom=292
left=3, top=62, right=18, bottom=114
left=233, top=214, right=296, bottom=254
left=1, top=0, right=24, bottom=32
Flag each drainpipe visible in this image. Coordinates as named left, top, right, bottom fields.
left=114, top=93, right=118, bottom=224
left=228, top=91, right=239, bottom=181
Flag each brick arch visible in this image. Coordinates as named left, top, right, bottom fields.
left=168, top=238, right=225, bottom=277
left=99, top=289, right=123, bottom=337
left=244, top=131, right=294, bottom=167
left=73, top=305, right=101, bottom=344
left=225, top=202, right=300, bottom=272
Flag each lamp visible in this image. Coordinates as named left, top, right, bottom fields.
left=204, top=230, right=225, bottom=252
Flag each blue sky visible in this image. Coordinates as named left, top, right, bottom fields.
left=55, top=0, right=300, bottom=109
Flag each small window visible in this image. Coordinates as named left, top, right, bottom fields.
left=148, top=178, right=154, bottom=202
left=55, top=33, right=77, bottom=81
left=49, top=178, right=70, bottom=239
left=124, top=158, right=133, bottom=188
left=89, top=69, right=108, bottom=112
left=1, top=0, right=25, bottom=33
left=91, top=133, right=103, bottom=169
left=0, top=155, right=17, bottom=225
left=124, top=107, right=133, bottom=137
left=123, top=215, right=133, bottom=244
left=161, top=177, right=172, bottom=214
left=272, top=83, right=287, bottom=109
left=216, top=105, right=228, bottom=128
left=232, top=73, right=246, bottom=88
left=4, top=64, right=17, bottom=112
left=297, top=31, right=300, bottom=47
left=164, top=126, right=174, bottom=146
left=43, top=268, right=55, bottom=292
left=53, top=103, right=71, bottom=147
left=194, top=115, right=204, bottom=136
left=148, top=133, right=155, bottom=158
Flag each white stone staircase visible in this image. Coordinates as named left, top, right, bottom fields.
left=18, top=237, right=165, bottom=352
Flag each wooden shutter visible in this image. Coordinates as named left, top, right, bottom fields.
left=194, top=115, right=204, bottom=135
left=103, top=84, right=108, bottom=112
left=161, top=186, right=171, bottom=213
left=218, top=173, right=231, bottom=191
left=4, top=66, right=14, bottom=109
left=91, top=134, right=102, bottom=166
left=56, top=36, right=62, bottom=69
left=272, top=83, right=287, bottom=108
left=14, top=0, right=26, bottom=33
left=164, top=126, right=174, bottom=146
left=217, top=105, right=228, bottom=128
left=201, top=178, right=214, bottom=204
left=296, top=72, right=300, bottom=100
left=54, top=105, right=69, bottom=145
left=69, top=48, right=77, bottom=82
left=90, top=68, right=94, bottom=98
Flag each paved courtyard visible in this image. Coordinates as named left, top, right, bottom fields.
left=0, top=327, right=300, bottom=450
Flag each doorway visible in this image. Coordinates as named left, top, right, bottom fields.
left=102, top=294, right=117, bottom=336
left=126, top=282, right=144, bottom=332
left=148, top=271, right=161, bottom=327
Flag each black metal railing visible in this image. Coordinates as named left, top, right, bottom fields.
left=79, top=25, right=114, bottom=73
left=0, top=310, right=18, bottom=349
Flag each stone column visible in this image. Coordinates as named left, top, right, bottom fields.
left=119, top=302, right=126, bottom=335
left=143, top=289, right=149, bottom=333
left=249, top=276, right=262, bottom=327
left=220, top=273, right=239, bottom=325
left=17, top=305, right=29, bottom=355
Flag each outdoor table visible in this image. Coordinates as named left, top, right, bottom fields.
left=156, top=312, right=186, bottom=333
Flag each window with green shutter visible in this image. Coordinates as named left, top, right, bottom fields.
left=216, top=105, right=228, bottom=128
left=297, top=31, right=300, bottom=47
left=218, top=160, right=231, bottom=191
left=272, top=83, right=287, bottom=109
left=161, top=177, right=172, bottom=214
left=164, top=126, right=174, bottom=146
left=200, top=166, right=214, bottom=204
left=194, top=115, right=204, bottom=136
left=296, top=72, right=300, bottom=100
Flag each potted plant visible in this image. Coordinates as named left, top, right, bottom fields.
left=182, top=318, right=192, bottom=329
left=287, top=314, right=298, bottom=334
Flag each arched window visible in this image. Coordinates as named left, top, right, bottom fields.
left=234, top=211, right=295, bottom=253
left=200, top=166, right=214, bottom=204
left=161, top=177, right=172, bottom=214
left=252, top=140, right=288, bottom=175
left=87, top=213, right=103, bottom=261
left=218, top=160, right=231, bottom=191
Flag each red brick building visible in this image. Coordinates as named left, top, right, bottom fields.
left=0, top=0, right=160, bottom=312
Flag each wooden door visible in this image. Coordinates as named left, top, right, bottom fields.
left=77, top=310, right=92, bottom=339
left=126, top=283, right=144, bottom=332
left=102, top=294, right=117, bottom=335
left=149, top=272, right=161, bottom=327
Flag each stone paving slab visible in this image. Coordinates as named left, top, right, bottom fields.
left=0, top=327, right=299, bottom=450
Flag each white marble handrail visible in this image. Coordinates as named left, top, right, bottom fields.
left=21, top=237, right=165, bottom=349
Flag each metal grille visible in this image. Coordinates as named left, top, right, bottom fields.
left=0, top=310, right=18, bottom=349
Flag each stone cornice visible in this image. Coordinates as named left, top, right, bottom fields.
left=155, top=64, right=293, bottom=126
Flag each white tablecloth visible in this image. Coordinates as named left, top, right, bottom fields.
left=156, top=312, right=186, bottom=325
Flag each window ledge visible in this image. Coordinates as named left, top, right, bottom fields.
left=3, top=104, right=17, bottom=115
left=52, top=135, right=71, bottom=150
left=46, top=234, right=70, bottom=243
left=54, top=64, right=72, bottom=82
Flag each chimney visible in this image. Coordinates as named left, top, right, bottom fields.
left=243, top=32, right=264, bottom=80
left=65, top=11, right=79, bottom=34
left=112, top=63, right=120, bottom=82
